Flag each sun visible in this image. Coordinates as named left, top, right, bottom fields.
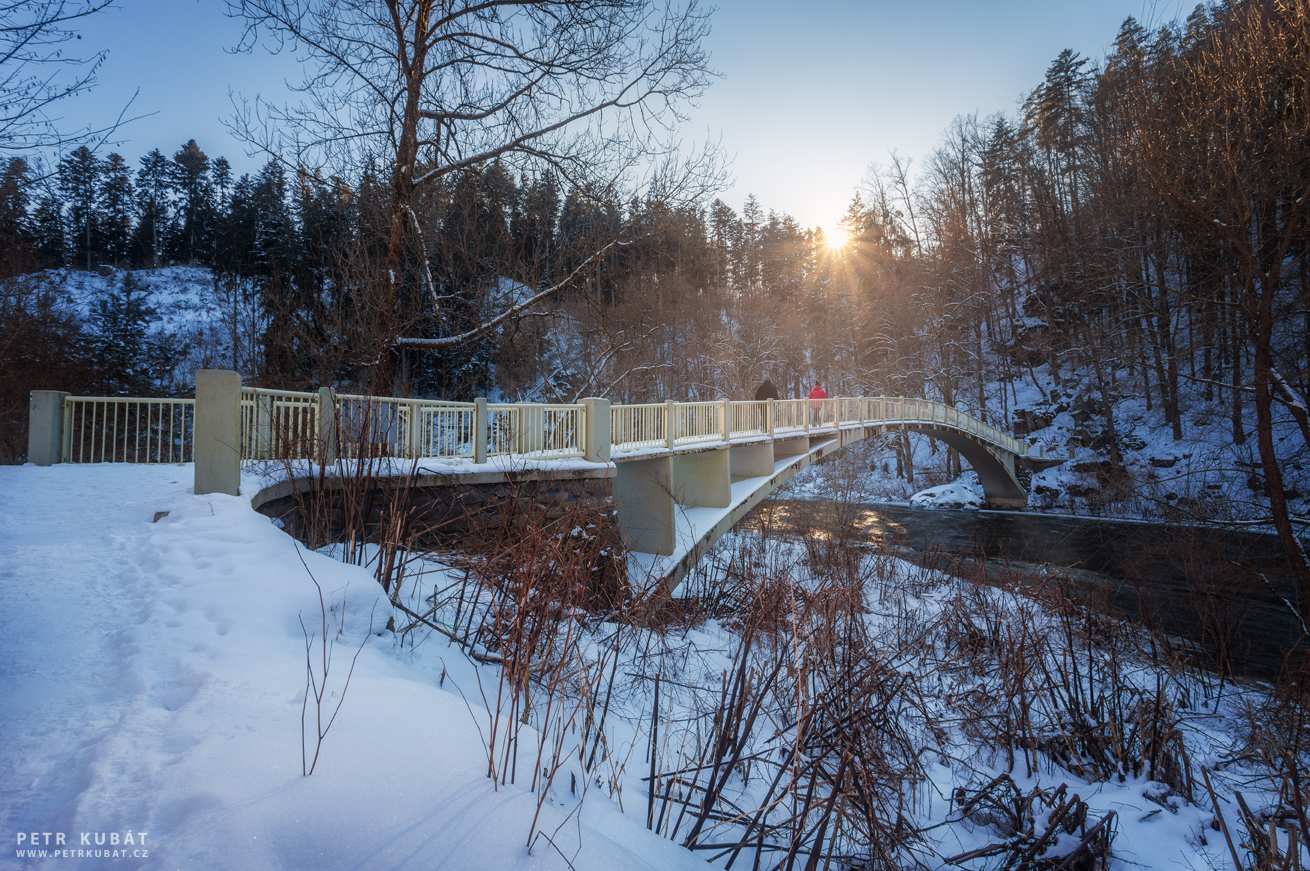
left=824, top=226, right=849, bottom=250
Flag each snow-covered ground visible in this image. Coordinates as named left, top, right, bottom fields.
left=0, top=464, right=706, bottom=870
left=2, top=461, right=1299, bottom=869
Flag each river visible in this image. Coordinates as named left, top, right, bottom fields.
left=742, top=499, right=1307, bottom=682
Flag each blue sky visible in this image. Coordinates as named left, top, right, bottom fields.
left=68, top=0, right=1182, bottom=236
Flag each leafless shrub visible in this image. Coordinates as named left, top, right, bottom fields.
left=939, top=575, right=1194, bottom=800
left=945, top=777, right=1116, bottom=870
left=296, top=547, right=372, bottom=776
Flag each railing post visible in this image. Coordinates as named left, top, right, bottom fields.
left=253, top=392, right=271, bottom=460
left=317, top=387, right=338, bottom=465
left=406, top=400, right=423, bottom=459
left=666, top=400, right=676, bottom=450
left=194, top=369, right=241, bottom=497
left=516, top=403, right=544, bottom=455
left=722, top=398, right=731, bottom=442
left=581, top=398, right=611, bottom=462
left=27, top=390, right=69, bottom=465
left=767, top=398, right=775, bottom=439
left=474, top=397, right=488, bottom=464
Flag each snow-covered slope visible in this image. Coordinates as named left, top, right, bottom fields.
left=0, top=463, right=707, bottom=871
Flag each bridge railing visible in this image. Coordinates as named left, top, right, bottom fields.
left=62, top=395, right=194, bottom=464
left=675, top=400, right=725, bottom=446
left=487, top=403, right=586, bottom=459
left=611, top=402, right=669, bottom=451
left=774, top=398, right=808, bottom=433
left=241, top=387, right=319, bottom=461
left=41, top=382, right=1045, bottom=467
left=729, top=400, right=768, bottom=438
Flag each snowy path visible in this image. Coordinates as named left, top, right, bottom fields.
left=0, top=464, right=706, bottom=870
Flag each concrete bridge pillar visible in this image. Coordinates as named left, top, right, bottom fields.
left=729, top=441, right=773, bottom=479
left=27, top=390, right=68, bottom=466
left=614, top=456, right=675, bottom=555
left=581, top=397, right=611, bottom=463
left=195, top=369, right=242, bottom=497
left=673, top=448, right=731, bottom=508
left=318, top=387, right=338, bottom=464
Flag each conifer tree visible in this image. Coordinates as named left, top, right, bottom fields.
left=168, top=140, right=213, bottom=265
left=132, top=149, right=171, bottom=267
left=90, top=272, right=157, bottom=395
left=0, top=158, right=32, bottom=273
left=58, top=145, right=99, bottom=271
left=98, top=154, right=134, bottom=267
left=28, top=182, right=63, bottom=268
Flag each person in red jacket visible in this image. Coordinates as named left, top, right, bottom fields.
left=808, top=382, right=827, bottom=426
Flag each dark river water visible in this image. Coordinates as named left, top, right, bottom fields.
left=744, top=499, right=1307, bottom=682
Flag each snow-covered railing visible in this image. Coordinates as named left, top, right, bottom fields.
left=603, top=395, right=1043, bottom=459
left=729, top=400, right=768, bottom=438
left=39, top=378, right=1048, bottom=470
left=674, top=400, right=725, bottom=446
left=486, top=403, right=586, bottom=459
left=241, top=387, right=319, bottom=461
left=772, top=398, right=807, bottom=433
left=62, top=396, right=194, bottom=464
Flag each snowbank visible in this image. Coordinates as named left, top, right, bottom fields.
left=909, top=478, right=983, bottom=509
left=0, top=463, right=705, bottom=871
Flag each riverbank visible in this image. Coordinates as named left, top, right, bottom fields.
left=739, top=498, right=1308, bottom=682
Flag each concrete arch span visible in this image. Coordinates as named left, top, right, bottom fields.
left=901, top=425, right=1028, bottom=510
left=616, top=422, right=1035, bottom=590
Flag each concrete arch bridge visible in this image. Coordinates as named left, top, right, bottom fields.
left=30, top=376, right=1059, bottom=588
left=598, top=396, right=1059, bottom=587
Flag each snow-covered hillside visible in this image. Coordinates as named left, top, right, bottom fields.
left=24, top=266, right=249, bottom=394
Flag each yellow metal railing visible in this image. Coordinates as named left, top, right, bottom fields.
left=486, top=403, right=586, bottom=459
left=62, top=396, right=194, bottom=464
left=57, top=387, right=1044, bottom=465
left=240, top=387, right=320, bottom=461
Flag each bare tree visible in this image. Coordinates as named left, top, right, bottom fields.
left=0, top=0, right=134, bottom=151
left=226, top=0, right=721, bottom=392
left=1134, top=0, right=1310, bottom=617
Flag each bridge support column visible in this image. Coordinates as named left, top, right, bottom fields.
left=27, top=390, right=68, bottom=466
left=729, top=441, right=773, bottom=479
left=673, top=448, right=731, bottom=508
left=195, top=369, right=241, bottom=497
left=614, top=456, right=675, bottom=555
left=773, top=436, right=809, bottom=459
left=999, top=449, right=1016, bottom=478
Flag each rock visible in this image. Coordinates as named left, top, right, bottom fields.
left=909, top=481, right=982, bottom=510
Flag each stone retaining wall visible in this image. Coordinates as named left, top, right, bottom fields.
left=252, top=471, right=626, bottom=604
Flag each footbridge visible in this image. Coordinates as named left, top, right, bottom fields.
left=600, top=396, right=1056, bottom=586
left=28, top=373, right=1058, bottom=587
